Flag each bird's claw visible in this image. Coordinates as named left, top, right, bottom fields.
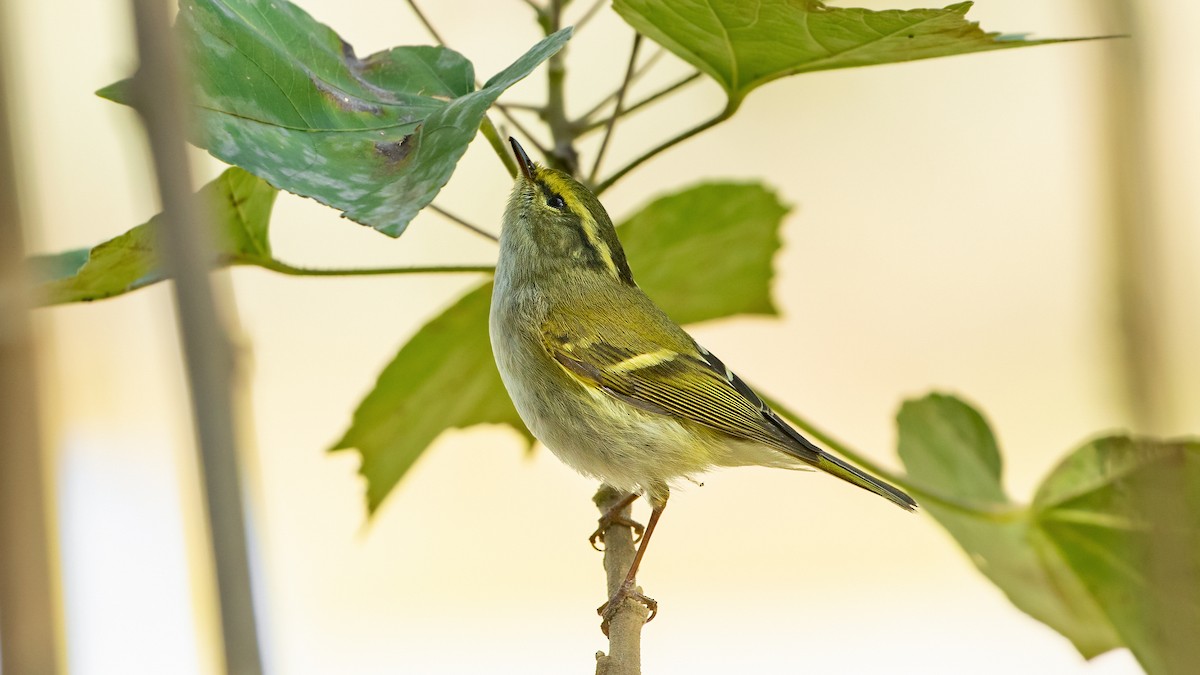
left=597, top=582, right=657, bottom=636
left=589, top=514, right=645, bottom=551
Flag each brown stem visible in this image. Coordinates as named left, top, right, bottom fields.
left=544, top=0, right=578, bottom=173
left=593, top=485, right=648, bottom=675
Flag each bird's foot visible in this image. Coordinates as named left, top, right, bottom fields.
left=589, top=506, right=644, bottom=552
left=597, top=581, right=657, bottom=636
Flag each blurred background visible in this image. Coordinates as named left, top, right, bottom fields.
left=4, top=0, right=1198, bottom=672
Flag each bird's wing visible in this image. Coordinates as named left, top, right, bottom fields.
left=540, top=317, right=918, bottom=511
left=540, top=321, right=814, bottom=460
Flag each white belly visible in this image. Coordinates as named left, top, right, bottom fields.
left=489, top=288, right=720, bottom=496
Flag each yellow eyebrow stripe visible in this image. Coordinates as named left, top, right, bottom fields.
left=537, top=170, right=620, bottom=279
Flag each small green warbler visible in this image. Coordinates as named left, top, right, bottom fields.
left=490, top=138, right=915, bottom=628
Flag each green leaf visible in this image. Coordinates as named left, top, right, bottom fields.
left=1035, top=437, right=1200, bottom=674
left=32, top=168, right=278, bottom=305
left=613, top=0, right=1090, bottom=109
left=332, top=283, right=521, bottom=512
left=98, top=0, right=570, bottom=237
left=897, top=394, right=1122, bottom=658
left=334, top=181, right=789, bottom=513
left=617, top=182, right=782, bottom=323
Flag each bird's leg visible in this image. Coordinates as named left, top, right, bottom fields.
left=598, top=500, right=665, bottom=635
left=589, top=490, right=644, bottom=551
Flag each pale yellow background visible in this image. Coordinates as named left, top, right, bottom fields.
left=7, top=0, right=1199, bottom=673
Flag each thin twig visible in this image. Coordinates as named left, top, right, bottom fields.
left=481, top=115, right=519, bottom=178
left=127, top=0, right=264, bottom=673
left=403, top=0, right=447, bottom=46
left=242, top=258, right=495, bottom=277
left=589, top=34, right=642, bottom=184
left=575, top=49, right=666, bottom=125
left=495, top=107, right=554, bottom=159
left=576, top=72, right=702, bottom=136
left=593, top=485, right=647, bottom=675
left=518, top=0, right=545, bottom=16
left=496, top=101, right=545, bottom=113
left=0, top=6, right=61, bottom=671
left=404, top=0, right=534, bottom=172
left=595, top=108, right=733, bottom=195
left=429, top=204, right=500, bottom=242
left=573, top=0, right=608, bottom=31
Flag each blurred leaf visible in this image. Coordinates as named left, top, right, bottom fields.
left=98, top=0, right=570, bottom=237
left=1035, top=437, right=1200, bottom=674
left=897, top=394, right=1122, bottom=658
left=613, top=0, right=1089, bottom=109
left=32, top=168, right=278, bottom=305
left=28, top=249, right=90, bottom=284
left=334, top=181, right=789, bottom=513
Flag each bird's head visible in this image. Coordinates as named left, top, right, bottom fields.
left=501, top=137, right=634, bottom=286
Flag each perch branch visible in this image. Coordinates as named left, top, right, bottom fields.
left=593, top=485, right=648, bottom=675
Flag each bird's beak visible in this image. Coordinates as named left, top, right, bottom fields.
left=510, top=137, right=536, bottom=180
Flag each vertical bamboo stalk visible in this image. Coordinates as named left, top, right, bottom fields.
left=0, top=6, right=63, bottom=673
left=125, top=0, right=263, bottom=672
left=1098, top=1, right=1168, bottom=433
left=1097, top=4, right=1198, bottom=672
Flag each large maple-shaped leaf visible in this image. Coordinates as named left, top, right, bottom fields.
left=896, top=393, right=1200, bottom=671
left=99, top=0, right=570, bottom=237
left=1035, top=436, right=1200, bottom=674
left=896, top=394, right=1121, bottom=658
left=614, top=0, right=1091, bottom=110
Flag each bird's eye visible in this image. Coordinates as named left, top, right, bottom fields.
left=546, top=193, right=566, bottom=211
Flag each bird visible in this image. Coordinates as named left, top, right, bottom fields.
left=489, top=137, right=916, bottom=630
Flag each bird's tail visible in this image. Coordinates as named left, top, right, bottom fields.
left=815, top=451, right=917, bottom=512
left=737, top=382, right=917, bottom=511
